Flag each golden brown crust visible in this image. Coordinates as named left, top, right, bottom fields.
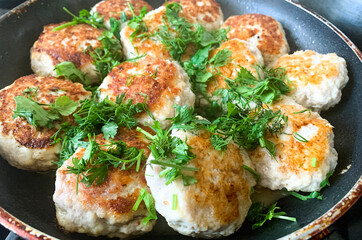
left=249, top=103, right=333, bottom=174
left=94, top=0, right=153, bottom=21
left=0, top=74, right=91, bottom=149
left=122, top=6, right=173, bottom=60
left=206, top=39, right=259, bottom=95
left=274, top=50, right=339, bottom=86
left=58, top=127, right=152, bottom=217
left=32, top=23, right=103, bottom=68
left=224, top=14, right=286, bottom=56
left=166, top=0, right=222, bottom=25
left=101, top=56, right=181, bottom=113
left=184, top=131, right=250, bottom=226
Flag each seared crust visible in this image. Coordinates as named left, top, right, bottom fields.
left=166, top=0, right=224, bottom=30
left=92, top=0, right=153, bottom=22
left=223, top=14, right=289, bottom=65
left=54, top=126, right=155, bottom=238
left=273, top=50, right=349, bottom=111
left=98, top=55, right=195, bottom=128
left=206, top=39, right=263, bottom=95
left=121, top=6, right=173, bottom=60
left=32, top=23, right=103, bottom=68
left=0, top=75, right=91, bottom=171
left=249, top=97, right=338, bottom=191
left=31, top=23, right=104, bottom=83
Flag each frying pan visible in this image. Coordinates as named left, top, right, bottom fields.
left=0, top=0, right=361, bottom=239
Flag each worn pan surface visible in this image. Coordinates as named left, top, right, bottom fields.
left=0, top=0, right=361, bottom=239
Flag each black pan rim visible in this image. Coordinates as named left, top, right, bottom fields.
left=0, top=0, right=361, bottom=239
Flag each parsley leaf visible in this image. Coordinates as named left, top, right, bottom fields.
left=50, top=95, right=79, bottom=116
left=102, top=122, right=118, bottom=140
left=12, top=96, right=60, bottom=128
left=54, top=61, right=92, bottom=86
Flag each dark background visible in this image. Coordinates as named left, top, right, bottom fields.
left=0, top=0, right=361, bottom=239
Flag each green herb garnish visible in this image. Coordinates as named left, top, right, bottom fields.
left=247, top=202, right=296, bottom=229
left=53, top=7, right=106, bottom=31
left=132, top=188, right=158, bottom=225
left=54, top=61, right=92, bottom=86
left=284, top=191, right=323, bottom=201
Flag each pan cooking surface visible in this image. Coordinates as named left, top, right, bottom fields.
left=0, top=0, right=361, bottom=239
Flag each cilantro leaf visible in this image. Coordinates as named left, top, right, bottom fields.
left=209, top=48, right=232, bottom=67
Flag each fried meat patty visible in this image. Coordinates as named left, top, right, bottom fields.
left=145, top=129, right=256, bottom=238
left=31, top=23, right=104, bottom=83
left=98, top=55, right=195, bottom=129
left=273, top=50, right=349, bottom=112
left=121, top=1, right=222, bottom=61
left=0, top=75, right=91, bottom=171
left=53, top=127, right=155, bottom=238
left=248, top=97, right=338, bottom=192
left=91, top=0, right=154, bottom=29
left=206, top=39, right=264, bottom=96
left=223, top=14, right=289, bottom=66
left=166, top=0, right=224, bottom=31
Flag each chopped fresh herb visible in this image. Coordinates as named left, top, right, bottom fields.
left=247, top=202, right=296, bottom=229
left=215, top=66, right=291, bottom=105
left=151, top=2, right=228, bottom=62
left=127, top=3, right=148, bottom=43
left=54, top=61, right=92, bottom=86
left=52, top=94, right=150, bottom=165
left=137, top=118, right=198, bottom=186
left=242, top=165, right=261, bottom=181
left=311, top=157, right=317, bottom=167
left=52, top=7, right=106, bottom=31
left=320, top=171, right=333, bottom=188
left=284, top=190, right=323, bottom=201
left=66, top=134, right=146, bottom=192
left=292, top=131, right=309, bottom=143
left=293, top=109, right=312, bottom=116
left=172, top=193, right=177, bottom=210
left=13, top=89, right=78, bottom=128
left=206, top=102, right=287, bottom=156
left=120, top=11, right=128, bottom=23
left=102, top=122, right=118, bottom=140
left=12, top=96, right=60, bottom=128
left=50, top=95, right=79, bottom=116
left=209, top=49, right=232, bottom=68
left=86, top=17, right=123, bottom=79
left=132, top=188, right=158, bottom=225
